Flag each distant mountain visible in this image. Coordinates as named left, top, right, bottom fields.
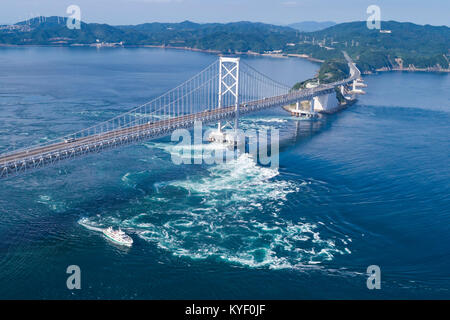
left=288, top=21, right=336, bottom=32
left=117, top=20, right=296, bottom=52
left=0, top=16, right=128, bottom=45
left=1, top=17, right=448, bottom=73
left=0, top=17, right=297, bottom=53
left=285, top=21, right=450, bottom=72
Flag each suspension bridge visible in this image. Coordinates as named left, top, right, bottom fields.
left=0, top=52, right=361, bottom=179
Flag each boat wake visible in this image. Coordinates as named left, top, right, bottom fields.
left=78, top=217, right=106, bottom=233
left=81, top=150, right=351, bottom=270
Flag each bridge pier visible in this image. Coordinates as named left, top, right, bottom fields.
left=289, top=100, right=317, bottom=118
left=349, top=79, right=366, bottom=95
left=312, top=93, right=339, bottom=113
left=310, top=98, right=315, bottom=113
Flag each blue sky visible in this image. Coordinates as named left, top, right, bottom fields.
left=1, top=0, right=449, bottom=26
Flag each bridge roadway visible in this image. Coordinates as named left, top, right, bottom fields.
left=0, top=53, right=360, bottom=178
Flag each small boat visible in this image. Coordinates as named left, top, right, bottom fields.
left=102, top=227, right=133, bottom=247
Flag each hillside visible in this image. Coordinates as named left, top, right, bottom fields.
left=284, top=21, right=450, bottom=72
left=1, top=17, right=448, bottom=74
left=0, top=17, right=297, bottom=54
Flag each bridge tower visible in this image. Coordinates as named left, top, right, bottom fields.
left=218, top=57, right=240, bottom=131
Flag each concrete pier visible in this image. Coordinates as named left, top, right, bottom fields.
left=349, top=79, right=366, bottom=94
left=288, top=100, right=318, bottom=118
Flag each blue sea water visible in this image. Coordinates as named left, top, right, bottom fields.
left=0, top=47, right=449, bottom=299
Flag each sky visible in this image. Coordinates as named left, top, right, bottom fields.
left=1, top=0, right=449, bottom=26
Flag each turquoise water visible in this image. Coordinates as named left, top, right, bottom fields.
left=0, top=47, right=449, bottom=299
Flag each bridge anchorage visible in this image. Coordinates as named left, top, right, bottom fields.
left=0, top=52, right=362, bottom=180
left=288, top=53, right=365, bottom=118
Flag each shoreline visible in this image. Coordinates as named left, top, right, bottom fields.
left=1, top=43, right=448, bottom=74
left=371, top=67, right=450, bottom=74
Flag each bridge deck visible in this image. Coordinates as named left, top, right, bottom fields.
left=0, top=52, right=360, bottom=179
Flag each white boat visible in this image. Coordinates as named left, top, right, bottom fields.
left=102, top=227, right=133, bottom=247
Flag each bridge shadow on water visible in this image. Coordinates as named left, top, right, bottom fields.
left=243, top=106, right=341, bottom=156
left=281, top=113, right=337, bottom=151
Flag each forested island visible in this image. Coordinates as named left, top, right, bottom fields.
left=1, top=17, right=449, bottom=85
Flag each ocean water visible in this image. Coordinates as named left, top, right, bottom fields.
left=0, top=47, right=449, bottom=299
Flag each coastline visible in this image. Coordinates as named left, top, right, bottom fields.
left=1, top=43, right=448, bottom=75
left=124, top=45, right=325, bottom=64
left=371, top=67, right=450, bottom=74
